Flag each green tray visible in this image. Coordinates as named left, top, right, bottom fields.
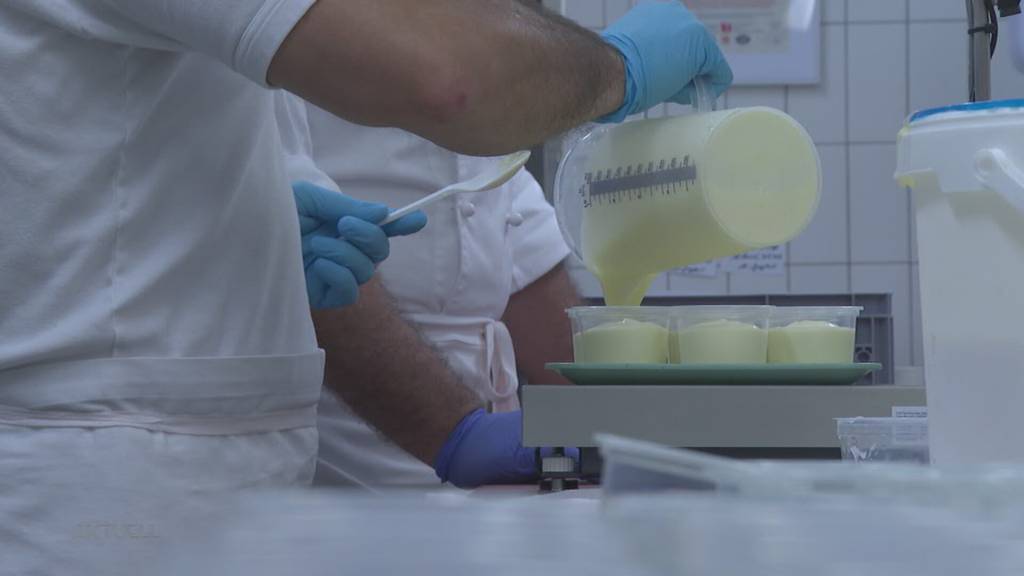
left=545, top=363, right=882, bottom=386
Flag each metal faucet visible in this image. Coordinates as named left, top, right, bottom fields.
left=967, top=0, right=1022, bottom=102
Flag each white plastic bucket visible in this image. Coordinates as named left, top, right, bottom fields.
left=896, top=100, right=1024, bottom=466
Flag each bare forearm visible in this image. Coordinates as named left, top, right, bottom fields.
left=312, top=279, right=482, bottom=465
left=268, top=0, right=624, bottom=155
left=502, top=262, right=580, bottom=385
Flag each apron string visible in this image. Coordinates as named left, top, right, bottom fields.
left=405, top=313, right=520, bottom=412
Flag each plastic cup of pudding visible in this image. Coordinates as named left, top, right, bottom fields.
left=669, top=306, right=771, bottom=364
left=767, top=307, right=862, bottom=364
left=568, top=307, right=671, bottom=364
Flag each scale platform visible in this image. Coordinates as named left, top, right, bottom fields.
left=522, top=383, right=926, bottom=479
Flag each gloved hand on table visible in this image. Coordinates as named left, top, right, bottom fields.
left=598, top=0, right=733, bottom=123
left=293, top=181, right=427, bottom=309
left=433, top=408, right=579, bottom=488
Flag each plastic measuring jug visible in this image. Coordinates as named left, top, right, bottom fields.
left=896, top=100, right=1024, bottom=466
left=554, top=80, right=821, bottom=305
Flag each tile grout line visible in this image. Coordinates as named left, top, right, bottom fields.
left=792, top=260, right=912, bottom=267
left=784, top=84, right=793, bottom=293
left=819, top=140, right=899, bottom=146
left=843, top=0, right=853, bottom=294
left=905, top=0, right=917, bottom=366
left=846, top=17, right=966, bottom=25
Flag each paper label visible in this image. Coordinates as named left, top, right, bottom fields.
left=673, top=246, right=786, bottom=277
left=673, top=261, right=721, bottom=278
left=721, top=246, right=786, bottom=275
left=686, top=0, right=791, bottom=54
left=890, top=420, right=929, bottom=447
left=892, top=406, right=928, bottom=419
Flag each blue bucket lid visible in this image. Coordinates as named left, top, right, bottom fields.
left=909, top=99, right=1024, bottom=123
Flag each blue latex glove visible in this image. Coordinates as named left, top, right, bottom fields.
left=598, top=0, right=733, bottom=123
left=293, top=181, right=427, bottom=309
left=434, top=409, right=579, bottom=488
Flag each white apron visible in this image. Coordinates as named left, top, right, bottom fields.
left=1, top=6, right=327, bottom=572
left=0, top=353, right=324, bottom=575
left=302, top=104, right=570, bottom=487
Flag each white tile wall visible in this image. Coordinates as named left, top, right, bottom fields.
left=848, top=0, right=907, bottom=22
left=666, top=273, right=728, bottom=296
left=727, top=270, right=789, bottom=295
left=822, top=0, right=845, bottom=23
left=605, top=0, right=631, bottom=23
left=849, top=144, right=909, bottom=262
left=790, top=144, right=848, bottom=263
left=909, top=0, right=967, bottom=20
left=847, top=23, right=907, bottom=142
left=559, top=0, right=1019, bottom=368
left=724, top=86, right=786, bottom=110
left=992, top=25, right=1024, bottom=99
left=645, top=273, right=674, bottom=297
left=788, top=24, right=846, bottom=143
left=909, top=22, right=967, bottom=111
left=790, top=265, right=850, bottom=293
left=562, top=0, right=603, bottom=27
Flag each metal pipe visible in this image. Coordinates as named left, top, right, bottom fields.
left=968, top=0, right=993, bottom=101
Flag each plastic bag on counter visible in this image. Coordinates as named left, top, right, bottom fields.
left=596, top=433, right=1024, bottom=512
left=837, top=417, right=929, bottom=464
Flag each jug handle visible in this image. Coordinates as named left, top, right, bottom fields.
left=974, top=148, right=1024, bottom=216
left=692, top=76, right=717, bottom=113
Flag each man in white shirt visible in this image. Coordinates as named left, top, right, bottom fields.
left=0, top=0, right=729, bottom=571
left=277, top=93, right=578, bottom=486
left=284, top=96, right=579, bottom=486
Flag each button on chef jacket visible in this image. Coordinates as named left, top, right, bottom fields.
left=301, top=101, right=571, bottom=487
left=0, top=2, right=326, bottom=573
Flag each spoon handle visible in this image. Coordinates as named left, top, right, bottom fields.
left=379, top=184, right=458, bottom=226
left=379, top=150, right=529, bottom=226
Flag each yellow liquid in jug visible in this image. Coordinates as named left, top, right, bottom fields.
left=579, top=108, right=820, bottom=305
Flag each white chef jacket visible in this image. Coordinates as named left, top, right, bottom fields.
left=0, top=2, right=322, bottom=573
left=300, top=102, right=571, bottom=487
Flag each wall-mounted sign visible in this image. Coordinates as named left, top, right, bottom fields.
left=686, top=0, right=821, bottom=85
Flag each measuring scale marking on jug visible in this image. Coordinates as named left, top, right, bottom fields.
left=581, top=154, right=699, bottom=209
